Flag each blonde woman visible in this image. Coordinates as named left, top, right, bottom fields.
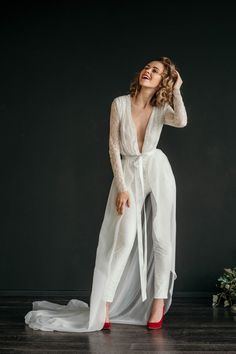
left=25, top=56, right=188, bottom=333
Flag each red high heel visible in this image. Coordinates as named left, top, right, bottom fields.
left=102, top=321, right=112, bottom=330
left=147, top=305, right=165, bottom=329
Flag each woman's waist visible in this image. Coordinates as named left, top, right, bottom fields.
left=120, top=148, right=167, bottom=162
left=121, top=148, right=156, bottom=159
left=121, top=148, right=169, bottom=172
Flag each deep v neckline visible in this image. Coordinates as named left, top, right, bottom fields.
left=128, top=94, right=155, bottom=154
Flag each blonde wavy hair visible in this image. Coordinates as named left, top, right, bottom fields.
left=129, top=56, right=179, bottom=108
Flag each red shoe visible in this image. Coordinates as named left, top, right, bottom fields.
left=147, top=305, right=164, bottom=329
left=102, top=321, right=112, bottom=330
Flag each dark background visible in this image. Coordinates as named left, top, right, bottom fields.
left=0, top=1, right=235, bottom=297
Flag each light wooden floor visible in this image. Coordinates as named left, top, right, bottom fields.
left=0, top=296, right=235, bottom=353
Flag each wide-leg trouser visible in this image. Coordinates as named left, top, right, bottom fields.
left=104, top=164, right=172, bottom=302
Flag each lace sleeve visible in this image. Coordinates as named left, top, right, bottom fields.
left=163, top=88, right=188, bottom=127
left=109, top=99, right=128, bottom=193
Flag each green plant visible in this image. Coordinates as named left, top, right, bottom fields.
left=212, top=267, right=236, bottom=308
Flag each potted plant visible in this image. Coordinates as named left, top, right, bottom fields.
left=212, top=267, right=236, bottom=312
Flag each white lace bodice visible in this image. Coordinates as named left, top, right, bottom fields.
left=108, top=88, right=188, bottom=193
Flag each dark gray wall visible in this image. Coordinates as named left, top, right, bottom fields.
left=0, top=2, right=235, bottom=296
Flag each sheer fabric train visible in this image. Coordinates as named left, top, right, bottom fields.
left=25, top=89, right=187, bottom=332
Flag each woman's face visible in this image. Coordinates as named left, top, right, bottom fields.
left=139, top=61, right=165, bottom=90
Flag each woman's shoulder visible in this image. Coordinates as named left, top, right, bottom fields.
left=110, top=94, right=129, bottom=118
left=112, top=94, right=129, bottom=105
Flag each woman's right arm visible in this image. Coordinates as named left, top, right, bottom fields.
left=109, top=99, right=128, bottom=193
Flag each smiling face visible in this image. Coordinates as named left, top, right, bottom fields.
left=139, top=61, right=165, bottom=90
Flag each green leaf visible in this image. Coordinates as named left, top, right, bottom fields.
left=224, top=268, right=233, bottom=274
left=212, top=294, right=218, bottom=302
left=224, top=299, right=230, bottom=307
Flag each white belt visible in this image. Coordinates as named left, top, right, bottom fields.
left=122, top=148, right=156, bottom=301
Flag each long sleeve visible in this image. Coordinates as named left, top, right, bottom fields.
left=109, top=99, right=128, bottom=193
left=163, top=87, right=188, bottom=127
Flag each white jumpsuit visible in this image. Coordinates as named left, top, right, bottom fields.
left=104, top=156, right=170, bottom=302
left=24, top=87, right=188, bottom=332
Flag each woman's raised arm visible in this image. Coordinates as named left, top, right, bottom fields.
left=163, top=87, right=188, bottom=128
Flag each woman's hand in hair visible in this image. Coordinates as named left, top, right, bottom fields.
left=173, top=70, right=183, bottom=90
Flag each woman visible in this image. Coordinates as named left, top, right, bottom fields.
left=24, top=56, right=188, bottom=333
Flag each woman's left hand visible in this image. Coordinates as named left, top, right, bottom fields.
left=173, top=69, right=183, bottom=90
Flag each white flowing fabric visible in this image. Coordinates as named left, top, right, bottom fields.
left=25, top=88, right=187, bottom=332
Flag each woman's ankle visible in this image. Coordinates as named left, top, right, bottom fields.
left=151, top=298, right=164, bottom=311
left=148, top=299, right=164, bottom=322
left=105, top=301, right=111, bottom=321
left=153, top=298, right=164, bottom=304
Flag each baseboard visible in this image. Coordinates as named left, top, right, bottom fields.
left=0, top=290, right=213, bottom=297
left=174, top=291, right=213, bottom=297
